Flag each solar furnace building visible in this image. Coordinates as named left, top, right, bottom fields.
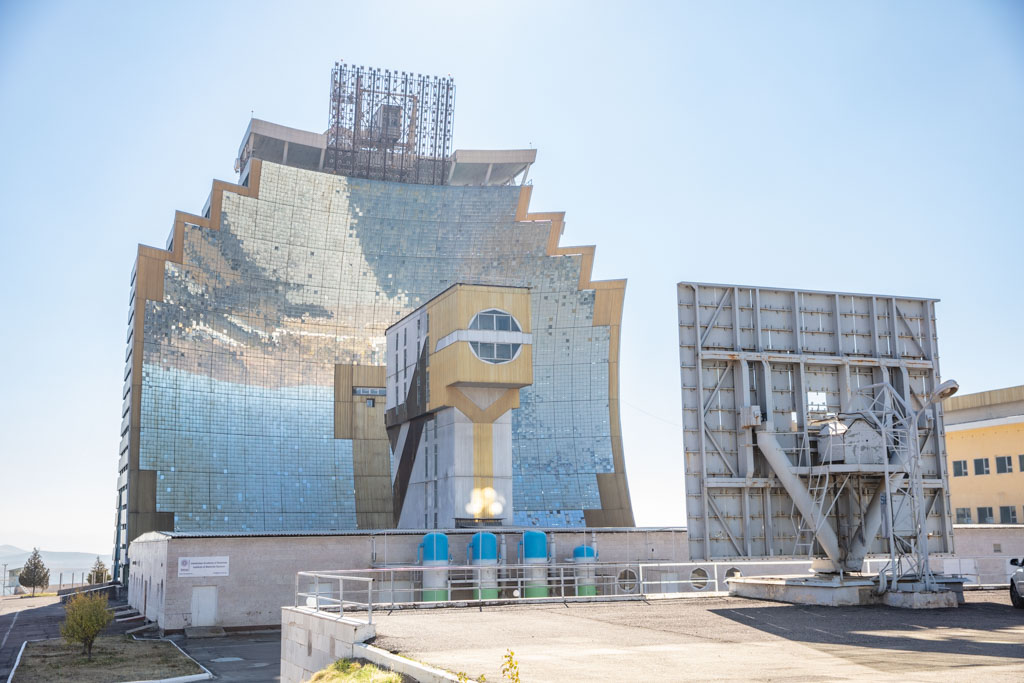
left=112, top=64, right=633, bottom=581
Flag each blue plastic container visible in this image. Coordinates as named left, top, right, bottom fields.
left=419, top=532, right=449, bottom=563
left=419, top=532, right=449, bottom=601
left=573, top=545, right=597, bottom=560
left=522, top=531, right=549, bottom=598
left=467, top=532, right=498, bottom=562
left=468, top=532, right=498, bottom=599
left=522, top=531, right=547, bottom=561
left=573, top=545, right=597, bottom=596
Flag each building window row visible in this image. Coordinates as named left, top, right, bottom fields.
left=954, top=455, right=1023, bottom=476
left=470, top=341, right=522, bottom=364
left=469, top=309, right=521, bottom=332
left=957, top=506, right=1021, bottom=524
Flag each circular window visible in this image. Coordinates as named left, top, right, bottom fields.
left=617, top=568, right=639, bottom=594
left=689, top=567, right=709, bottom=590
left=468, top=309, right=523, bottom=365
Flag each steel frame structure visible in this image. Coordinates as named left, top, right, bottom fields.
left=326, top=62, right=455, bottom=185
left=678, top=282, right=954, bottom=574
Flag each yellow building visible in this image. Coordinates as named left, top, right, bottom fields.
left=385, top=284, right=534, bottom=528
left=944, top=385, right=1024, bottom=525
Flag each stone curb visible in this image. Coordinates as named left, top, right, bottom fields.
left=354, top=642, right=470, bottom=683
left=4, top=641, right=26, bottom=683
left=5, top=637, right=213, bottom=683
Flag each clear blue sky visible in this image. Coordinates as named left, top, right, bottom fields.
left=1, top=1, right=1021, bottom=553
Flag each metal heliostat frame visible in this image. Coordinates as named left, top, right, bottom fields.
left=677, top=282, right=954, bottom=569
left=326, top=62, right=454, bottom=185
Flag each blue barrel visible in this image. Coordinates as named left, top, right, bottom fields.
left=419, top=533, right=449, bottom=601
left=573, top=545, right=597, bottom=596
left=468, top=532, right=498, bottom=599
left=523, top=531, right=547, bottom=561
left=420, top=532, right=449, bottom=563
left=468, top=532, right=498, bottom=562
left=522, top=531, right=548, bottom=598
left=573, top=545, right=597, bottom=560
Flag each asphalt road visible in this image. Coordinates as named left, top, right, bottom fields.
left=371, top=590, right=1024, bottom=682
left=0, top=593, right=140, bottom=680
left=178, top=632, right=281, bottom=682
left=0, top=596, right=65, bottom=679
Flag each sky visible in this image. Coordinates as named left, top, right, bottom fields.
left=0, top=1, right=1021, bottom=554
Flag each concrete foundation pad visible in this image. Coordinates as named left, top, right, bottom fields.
left=881, top=589, right=959, bottom=609
left=729, top=575, right=961, bottom=609
left=729, top=575, right=877, bottom=606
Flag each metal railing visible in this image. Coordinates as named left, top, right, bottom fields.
left=293, top=559, right=822, bottom=617
left=936, top=555, right=1019, bottom=586
left=293, top=554, right=1008, bottom=623
left=295, top=572, right=375, bottom=624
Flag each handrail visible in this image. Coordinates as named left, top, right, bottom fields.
left=294, top=559, right=815, bottom=615
left=296, top=572, right=375, bottom=624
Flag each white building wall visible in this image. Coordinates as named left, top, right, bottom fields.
left=490, top=410, right=514, bottom=523
left=385, top=309, right=427, bottom=411
left=126, top=529, right=689, bottom=631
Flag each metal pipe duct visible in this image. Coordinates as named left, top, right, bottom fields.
left=847, top=484, right=886, bottom=569
left=755, top=429, right=843, bottom=571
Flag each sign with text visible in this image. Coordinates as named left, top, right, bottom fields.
left=177, top=556, right=229, bottom=578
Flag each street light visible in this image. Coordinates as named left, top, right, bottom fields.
left=930, top=379, right=959, bottom=403
left=858, top=377, right=959, bottom=593
left=908, top=377, right=958, bottom=592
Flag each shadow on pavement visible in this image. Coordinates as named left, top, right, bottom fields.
left=711, top=597, right=1024, bottom=672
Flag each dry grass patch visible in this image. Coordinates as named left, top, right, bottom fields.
left=14, top=636, right=203, bottom=683
left=310, top=658, right=412, bottom=682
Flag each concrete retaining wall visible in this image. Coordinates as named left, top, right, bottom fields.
left=948, top=524, right=1024, bottom=584
left=280, top=607, right=375, bottom=683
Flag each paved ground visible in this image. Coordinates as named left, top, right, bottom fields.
left=177, top=632, right=281, bottom=682
left=0, top=594, right=139, bottom=679
left=371, top=590, right=1024, bottom=682
left=7, top=591, right=1021, bottom=682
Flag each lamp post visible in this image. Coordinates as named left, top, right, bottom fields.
left=859, top=379, right=958, bottom=593
left=907, top=379, right=958, bottom=592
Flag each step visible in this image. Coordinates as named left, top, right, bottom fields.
left=126, top=621, right=159, bottom=635
left=116, top=614, right=145, bottom=623
left=185, top=626, right=226, bottom=639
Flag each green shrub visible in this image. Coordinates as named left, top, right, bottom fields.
left=60, top=593, right=113, bottom=660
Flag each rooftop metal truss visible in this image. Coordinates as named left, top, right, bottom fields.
left=677, top=282, right=954, bottom=575
left=326, top=62, right=454, bottom=185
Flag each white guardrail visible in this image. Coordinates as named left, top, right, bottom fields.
left=294, top=559, right=816, bottom=623
left=293, top=555, right=1014, bottom=624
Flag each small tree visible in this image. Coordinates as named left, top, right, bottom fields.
left=87, top=557, right=110, bottom=584
left=18, top=548, right=50, bottom=596
left=61, top=592, right=113, bottom=660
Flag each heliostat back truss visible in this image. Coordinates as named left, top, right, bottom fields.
left=326, top=62, right=454, bottom=185
left=678, top=282, right=954, bottom=563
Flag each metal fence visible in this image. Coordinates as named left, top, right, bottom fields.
left=292, top=559, right=812, bottom=622
left=295, top=572, right=375, bottom=624
left=292, top=554, right=1008, bottom=624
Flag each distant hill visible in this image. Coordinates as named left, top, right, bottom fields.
left=0, top=547, right=113, bottom=575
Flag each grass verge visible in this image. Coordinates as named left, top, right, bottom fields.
left=310, top=658, right=412, bottom=682
left=13, top=635, right=203, bottom=682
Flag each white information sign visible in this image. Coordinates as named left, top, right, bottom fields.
left=177, top=556, right=229, bottom=578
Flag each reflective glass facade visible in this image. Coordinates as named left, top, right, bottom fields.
left=135, top=161, right=620, bottom=534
